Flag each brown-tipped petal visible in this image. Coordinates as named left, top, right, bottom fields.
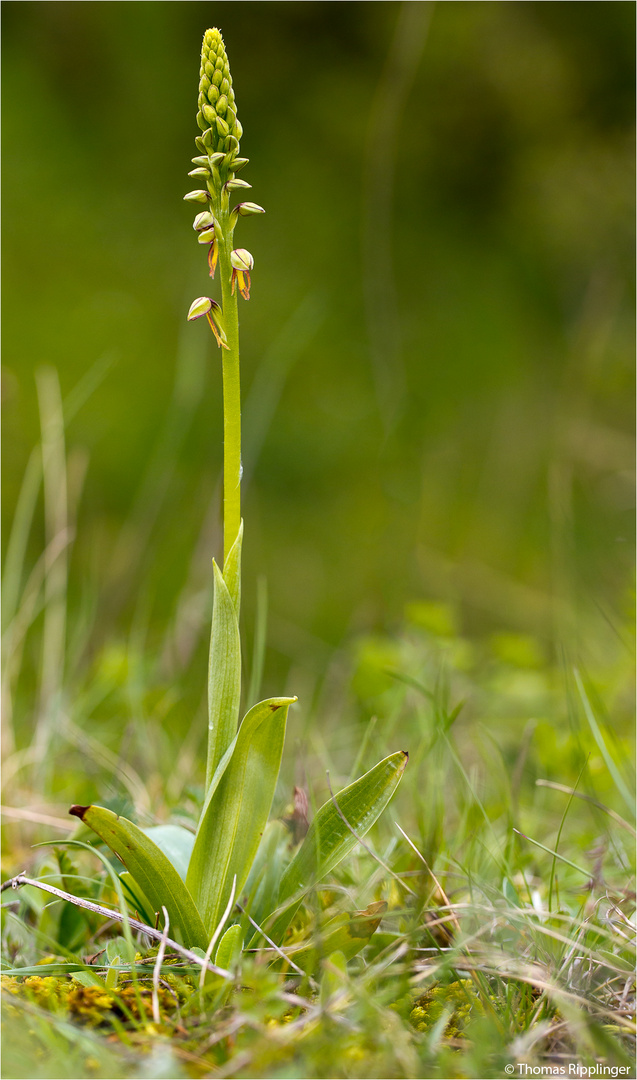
left=205, top=309, right=230, bottom=349
left=208, top=243, right=219, bottom=278
left=237, top=270, right=251, bottom=301
left=231, top=267, right=251, bottom=301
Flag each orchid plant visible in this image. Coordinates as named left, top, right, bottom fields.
left=68, top=28, right=407, bottom=972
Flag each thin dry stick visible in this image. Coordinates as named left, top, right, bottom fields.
left=325, top=773, right=416, bottom=897
left=152, top=906, right=170, bottom=1023
left=199, top=874, right=237, bottom=992
left=1, top=874, right=231, bottom=979
left=394, top=820, right=461, bottom=934
left=0, top=806, right=73, bottom=830
left=235, top=901, right=310, bottom=980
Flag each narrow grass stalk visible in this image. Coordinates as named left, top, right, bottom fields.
left=35, top=366, right=68, bottom=766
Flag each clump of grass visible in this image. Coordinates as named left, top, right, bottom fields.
left=3, top=607, right=634, bottom=1078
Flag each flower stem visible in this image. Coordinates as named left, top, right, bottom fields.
left=218, top=223, right=241, bottom=567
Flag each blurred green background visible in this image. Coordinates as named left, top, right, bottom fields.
left=3, top=1, right=634, bottom=752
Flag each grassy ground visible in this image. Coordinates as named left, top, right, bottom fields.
left=2, top=563, right=635, bottom=1077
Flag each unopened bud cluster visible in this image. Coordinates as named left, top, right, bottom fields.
left=185, top=28, right=264, bottom=344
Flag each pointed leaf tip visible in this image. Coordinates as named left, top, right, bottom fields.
left=69, top=805, right=89, bottom=819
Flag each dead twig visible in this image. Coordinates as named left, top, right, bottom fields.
left=1, top=873, right=231, bottom=979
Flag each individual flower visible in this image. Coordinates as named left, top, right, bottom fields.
left=230, top=249, right=254, bottom=300
left=187, top=296, right=229, bottom=349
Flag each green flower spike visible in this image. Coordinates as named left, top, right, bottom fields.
left=195, top=28, right=243, bottom=186
left=187, top=27, right=265, bottom=562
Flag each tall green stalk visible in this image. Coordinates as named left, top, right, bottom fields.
left=185, top=28, right=264, bottom=789
left=218, top=246, right=241, bottom=563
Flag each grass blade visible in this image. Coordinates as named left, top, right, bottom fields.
left=574, top=669, right=635, bottom=813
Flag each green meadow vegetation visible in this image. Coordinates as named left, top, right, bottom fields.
left=2, top=4, right=634, bottom=1079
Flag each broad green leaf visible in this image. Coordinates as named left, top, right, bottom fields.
left=70, top=804, right=209, bottom=950
left=105, top=956, right=120, bottom=990
left=120, top=871, right=154, bottom=925
left=142, top=824, right=195, bottom=882
left=222, top=520, right=243, bottom=616
left=187, top=696, right=296, bottom=936
left=106, top=936, right=135, bottom=964
left=206, top=560, right=241, bottom=788
left=274, top=751, right=408, bottom=915
left=288, top=902, right=387, bottom=977
left=215, top=923, right=244, bottom=969
left=320, top=949, right=347, bottom=1007
left=243, top=820, right=291, bottom=929
left=69, top=969, right=106, bottom=988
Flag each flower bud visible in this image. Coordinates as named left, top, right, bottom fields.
left=197, top=227, right=216, bottom=244
left=232, top=201, right=265, bottom=217
left=193, top=210, right=215, bottom=231
left=225, top=178, right=252, bottom=191
left=187, top=296, right=214, bottom=321
left=183, top=189, right=210, bottom=204
left=232, top=157, right=249, bottom=171
left=191, top=155, right=210, bottom=167
left=188, top=167, right=210, bottom=178
left=231, top=248, right=254, bottom=272
left=208, top=152, right=225, bottom=166
left=215, top=115, right=229, bottom=138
